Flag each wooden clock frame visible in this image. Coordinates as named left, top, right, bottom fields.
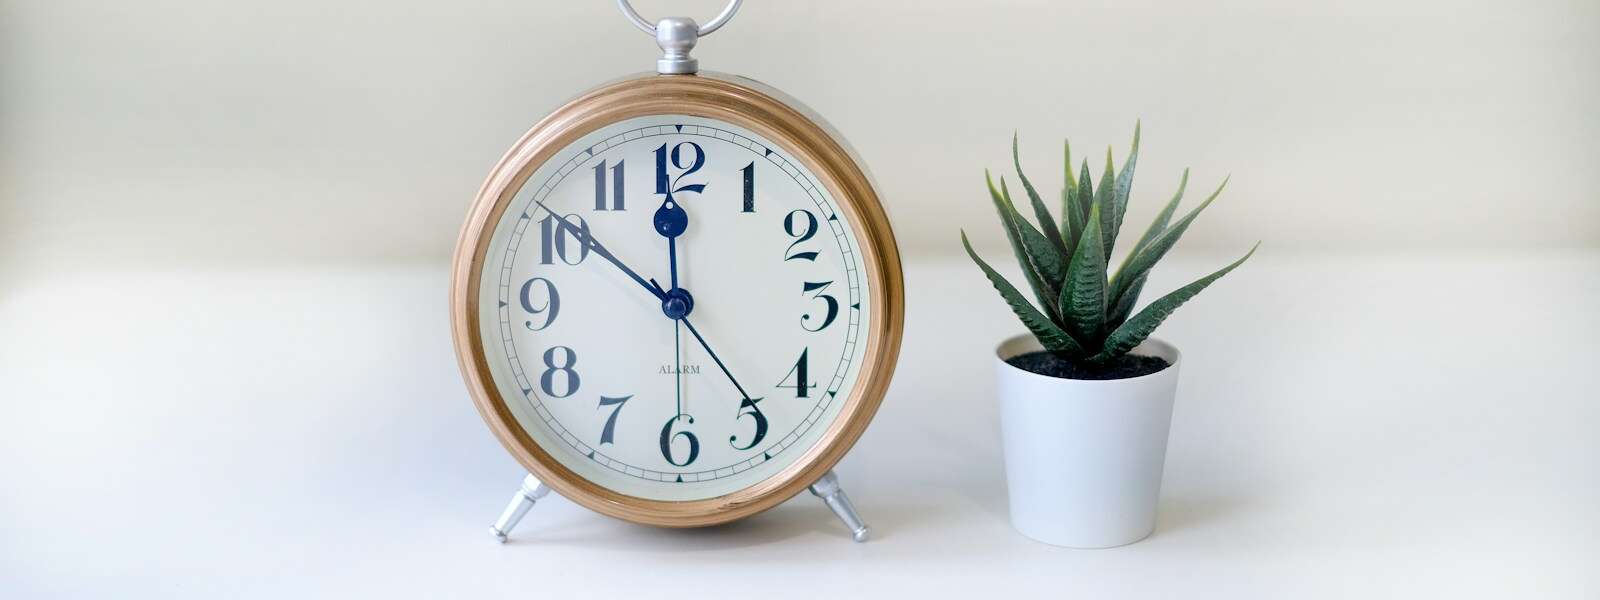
left=450, top=72, right=905, bottom=527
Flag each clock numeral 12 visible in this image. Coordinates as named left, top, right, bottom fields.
left=654, top=142, right=706, bottom=198
left=592, top=159, right=624, bottom=211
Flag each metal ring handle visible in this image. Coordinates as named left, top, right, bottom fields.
left=615, top=0, right=743, bottom=36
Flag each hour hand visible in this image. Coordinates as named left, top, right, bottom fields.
left=653, top=195, right=688, bottom=290
left=534, top=200, right=664, bottom=301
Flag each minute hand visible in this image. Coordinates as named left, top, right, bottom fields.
left=679, top=317, right=754, bottom=401
left=533, top=200, right=665, bottom=301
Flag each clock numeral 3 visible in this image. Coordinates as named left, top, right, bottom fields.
left=538, top=214, right=591, bottom=266
left=596, top=395, right=631, bottom=445
left=729, top=396, right=767, bottom=450
left=659, top=414, right=700, bottom=467
left=540, top=346, right=580, bottom=398
left=801, top=281, right=838, bottom=332
left=783, top=209, right=819, bottom=261
left=654, top=142, right=706, bottom=198
left=518, top=277, right=560, bottom=331
left=592, top=159, right=624, bottom=211
left=778, top=349, right=816, bottom=398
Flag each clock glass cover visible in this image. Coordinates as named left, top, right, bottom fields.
left=477, top=114, right=873, bottom=501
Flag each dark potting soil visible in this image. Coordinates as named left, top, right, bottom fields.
left=1006, top=351, right=1170, bottom=381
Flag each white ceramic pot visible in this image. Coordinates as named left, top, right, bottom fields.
left=995, top=333, right=1182, bottom=548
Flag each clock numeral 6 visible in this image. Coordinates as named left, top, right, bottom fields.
left=654, top=141, right=706, bottom=198
left=778, top=349, right=816, bottom=398
left=596, top=395, right=631, bottom=445
left=801, top=280, right=838, bottom=332
left=538, top=214, right=591, bottom=266
left=540, top=346, right=580, bottom=398
left=519, top=277, right=560, bottom=331
left=729, top=396, right=767, bottom=451
left=659, top=414, right=700, bottom=467
left=784, top=209, right=819, bottom=262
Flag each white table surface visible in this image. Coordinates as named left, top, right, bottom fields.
left=2, top=252, right=1596, bottom=598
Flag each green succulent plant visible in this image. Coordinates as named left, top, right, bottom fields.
left=960, top=124, right=1259, bottom=363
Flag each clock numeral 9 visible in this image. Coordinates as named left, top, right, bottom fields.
left=538, top=214, right=591, bottom=265
left=778, top=349, right=816, bottom=398
left=784, top=209, right=819, bottom=261
left=540, top=346, right=580, bottom=398
left=592, top=159, right=624, bottom=211
left=801, top=281, right=838, bottom=332
left=659, top=414, right=700, bottom=467
left=654, top=142, right=706, bottom=198
left=518, top=277, right=560, bottom=331
left=729, top=396, right=767, bottom=450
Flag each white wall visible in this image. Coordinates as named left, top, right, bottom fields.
left=3, top=0, right=1596, bottom=275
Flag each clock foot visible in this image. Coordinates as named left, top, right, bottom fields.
left=809, top=470, right=871, bottom=543
left=491, top=474, right=550, bottom=543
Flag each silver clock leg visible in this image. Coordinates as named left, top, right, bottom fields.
left=809, top=470, right=870, bottom=542
left=491, top=474, right=550, bottom=543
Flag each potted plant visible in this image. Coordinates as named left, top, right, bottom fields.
left=960, top=124, right=1257, bottom=548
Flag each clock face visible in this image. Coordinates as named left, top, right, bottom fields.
left=476, top=114, right=872, bottom=502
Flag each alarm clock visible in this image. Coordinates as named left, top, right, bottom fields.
left=451, top=1, right=903, bottom=542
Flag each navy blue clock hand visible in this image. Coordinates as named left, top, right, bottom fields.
left=654, top=196, right=691, bottom=418
left=650, top=194, right=759, bottom=405
left=532, top=199, right=665, bottom=301
left=682, top=314, right=766, bottom=450
left=654, top=196, right=687, bottom=291
left=680, top=317, right=755, bottom=401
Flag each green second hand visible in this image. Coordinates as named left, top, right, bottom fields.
left=674, top=320, right=683, bottom=418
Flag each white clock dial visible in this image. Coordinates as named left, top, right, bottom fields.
left=477, top=114, right=872, bottom=502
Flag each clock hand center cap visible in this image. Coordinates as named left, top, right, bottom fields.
left=661, top=287, right=694, bottom=320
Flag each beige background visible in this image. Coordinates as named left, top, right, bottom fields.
left=2, top=0, right=1596, bottom=277
left=3, top=3, right=1598, bottom=594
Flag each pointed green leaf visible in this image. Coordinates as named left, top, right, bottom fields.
left=1106, top=274, right=1147, bottom=330
left=1060, top=139, right=1077, bottom=245
left=1000, top=177, right=1068, bottom=297
left=987, top=172, right=1061, bottom=321
left=1095, top=148, right=1118, bottom=259
left=1063, top=139, right=1077, bottom=194
left=1109, top=122, right=1141, bottom=244
left=1107, top=175, right=1229, bottom=313
left=1125, top=169, right=1188, bottom=264
left=1058, top=202, right=1107, bottom=347
left=1060, top=189, right=1078, bottom=256
left=1094, top=243, right=1259, bottom=361
left=961, top=231, right=1084, bottom=356
left=1013, top=134, right=1069, bottom=257
left=1110, top=168, right=1188, bottom=299
left=1069, top=160, right=1093, bottom=252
